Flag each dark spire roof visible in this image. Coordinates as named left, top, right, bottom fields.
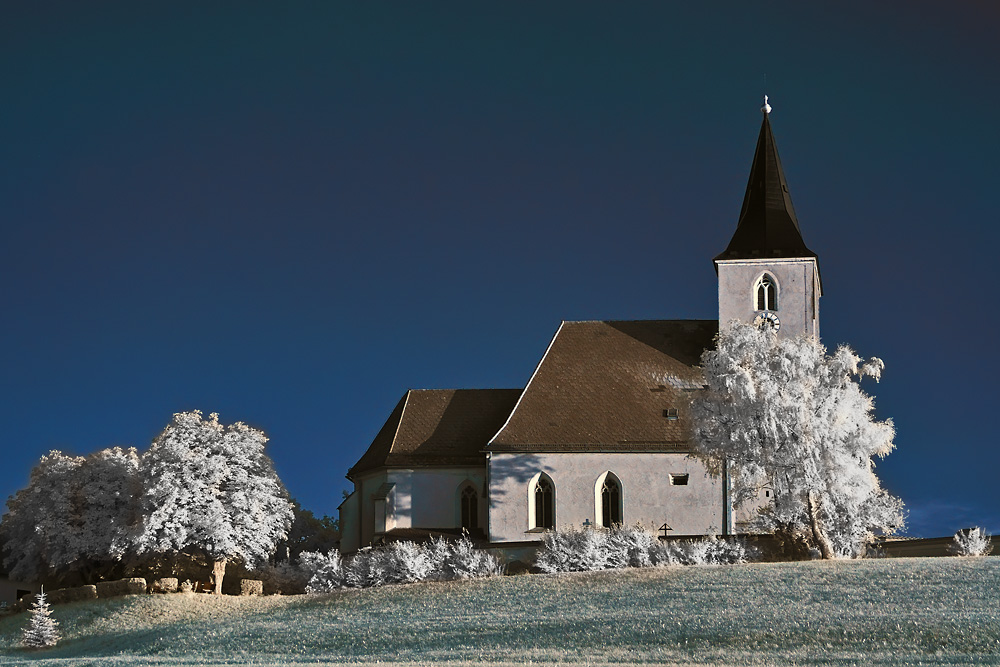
left=715, top=111, right=817, bottom=263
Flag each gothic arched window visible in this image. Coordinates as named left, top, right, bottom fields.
left=532, top=475, right=555, bottom=530
left=460, top=485, right=478, bottom=531
left=755, top=273, right=778, bottom=311
left=600, top=475, right=622, bottom=527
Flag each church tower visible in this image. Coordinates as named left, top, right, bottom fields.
left=715, top=98, right=821, bottom=339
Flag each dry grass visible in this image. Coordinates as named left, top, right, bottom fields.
left=1, top=557, right=998, bottom=665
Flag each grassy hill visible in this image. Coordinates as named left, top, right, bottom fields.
left=1, top=557, right=998, bottom=666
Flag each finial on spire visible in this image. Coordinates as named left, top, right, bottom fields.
left=761, top=95, right=772, bottom=115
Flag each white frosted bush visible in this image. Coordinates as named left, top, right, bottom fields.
left=950, top=527, right=993, bottom=557
left=341, top=550, right=368, bottom=588
left=300, top=550, right=344, bottom=593
left=606, top=525, right=654, bottom=569
left=302, top=538, right=501, bottom=590
left=445, top=534, right=504, bottom=579
left=650, top=539, right=686, bottom=566
left=384, top=541, right=434, bottom=584
left=535, top=527, right=754, bottom=572
left=424, top=537, right=453, bottom=580
left=674, top=536, right=753, bottom=565
left=535, top=527, right=608, bottom=573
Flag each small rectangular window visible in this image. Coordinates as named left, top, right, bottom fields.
left=670, top=473, right=689, bottom=486
left=663, top=408, right=679, bottom=420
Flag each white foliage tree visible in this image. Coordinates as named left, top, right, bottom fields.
left=1, top=451, right=84, bottom=582
left=21, top=588, right=60, bottom=649
left=1, top=448, right=140, bottom=583
left=135, top=411, right=293, bottom=594
left=690, top=322, right=904, bottom=559
left=68, top=448, right=142, bottom=578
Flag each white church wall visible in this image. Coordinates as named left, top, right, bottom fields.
left=488, top=452, right=723, bottom=543
left=385, top=467, right=487, bottom=531
left=342, top=467, right=488, bottom=551
left=717, top=257, right=820, bottom=339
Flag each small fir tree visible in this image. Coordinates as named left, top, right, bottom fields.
left=22, top=588, right=60, bottom=649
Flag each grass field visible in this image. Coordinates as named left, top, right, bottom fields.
left=1, top=557, right=998, bottom=666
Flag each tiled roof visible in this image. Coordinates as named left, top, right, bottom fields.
left=348, top=388, right=522, bottom=478
left=487, top=319, right=717, bottom=452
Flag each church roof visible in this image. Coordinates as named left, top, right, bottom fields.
left=347, top=388, right=522, bottom=479
left=714, top=112, right=817, bottom=263
left=487, top=319, right=717, bottom=453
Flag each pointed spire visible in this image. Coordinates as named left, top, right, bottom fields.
left=715, top=102, right=817, bottom=263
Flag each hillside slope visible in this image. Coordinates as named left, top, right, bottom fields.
left=1, top=557, right=998, bottom=666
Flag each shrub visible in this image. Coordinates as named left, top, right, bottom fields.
left=649, top=539, right=686, bottom=566
left=535, top=526, right=754, bottom=572
left=444, top=534, right=504, bottom=579
left=678, top=535, right=752, bottom=565
left=606, top=525, right=654, bottom=569
left=950, top=527, right=993, bottom=557
left=301, top=536, right=501, bottom=591
left=423, top=537, right=453, bottom=580
left=535, top=527, right=608, bottom=573
left=301, top=550, right=345, bottom=592
left=383, top=541, right=434, bottom=584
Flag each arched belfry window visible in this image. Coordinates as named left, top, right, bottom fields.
left=755, top=273, right=778, bottom=311
left=530, top=474, right=555, bottom=530
left=595, top=472, right=623, bottom=528
left=460, top=485, right=478, bottom=531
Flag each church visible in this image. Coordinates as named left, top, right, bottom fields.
left=339, top=99, right=821, bottom=554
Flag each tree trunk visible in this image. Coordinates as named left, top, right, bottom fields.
left=212, top=558, right=227, bottom=595
left=807, top=491, right=836, bottom=560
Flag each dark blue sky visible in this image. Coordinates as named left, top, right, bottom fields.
left=2, top=2, right=998, bottom=538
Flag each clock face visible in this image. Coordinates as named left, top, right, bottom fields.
left=754, top=311, right=781, bottom=331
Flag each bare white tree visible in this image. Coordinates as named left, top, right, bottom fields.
left=690, top=322, right=904, bottom=559
left=135, top=411, right=293, bottom=593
